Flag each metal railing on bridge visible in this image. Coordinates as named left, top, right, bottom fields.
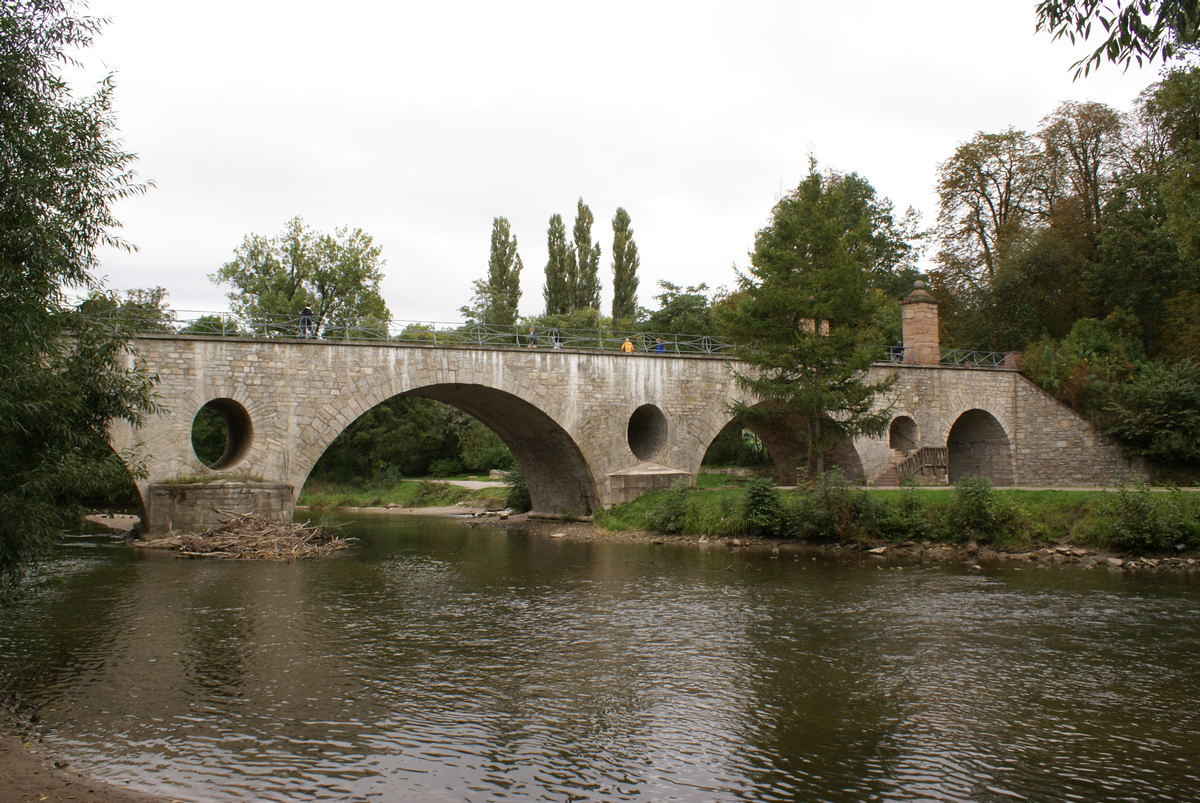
left=939, top=349, right=1020, bottom=369
left=81, top=309, right=1020, bottom=368
left=85, top=309, right=736, bottom=356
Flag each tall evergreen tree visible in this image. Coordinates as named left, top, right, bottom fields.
left=715, top=162, right=902, bottom=484
left=611, top=207, right=640, bottom=321
left=571, top=198, right=602, bottom=310
left=462, top=217, right=522, bottom=325
left=543, top=213, right=571, bottom=315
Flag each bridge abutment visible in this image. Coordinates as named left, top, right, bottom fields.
left=144, top=480, right=293, bottom=534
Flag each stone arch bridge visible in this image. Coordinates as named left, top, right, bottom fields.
left=110, top=334, right=1139, bottom=533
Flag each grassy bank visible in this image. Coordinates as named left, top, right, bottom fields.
left=299, top=478, right=507, bottom=511
left=594, top=477, right=1200, bottom=555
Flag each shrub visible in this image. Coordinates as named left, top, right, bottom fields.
left=788, top=471, right=875, bottom=542
left=427, top=458, right=463, bottom=478
left=1098, top=482, right=1200, bottom=553
left=877, top=489, right=933, bottom=542
left=644, top=483, right=690, bottom=534
left=941, top=475, right=1022, bottom=544
left=742, top=478, right=785, bottom=537
left=504, top=466, right=532, bottom=513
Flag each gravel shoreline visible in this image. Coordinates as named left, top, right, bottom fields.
left=471, top=511, right=1200, bottom=575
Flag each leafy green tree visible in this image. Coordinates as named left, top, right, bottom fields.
left=715, top=162, right=899, bottom=485
left=462, top=216, right=522, bottom=326
left=310, top=397, right=458, bottom=481
left=1020, top=313, right=1145, bottom=422
left=1161, top=290, right=1200, bottom=358
left=211, top=216, right=389, bottom=335
left=1143, top=66, right=1200, bottom=155
left=455, top=416, right=515, bottom=472
left=934, top=129, right=1043, bottom=294
left=610, top=207, right=639, bottom=322
left=0, top=0, right=158, bottom=595
left=76, top=286, right=175, bottom=332
left=570, top=198, right=602, bottom=311
left=986, top=228, right=1096, bottom=348
left=542, top=213, right=572, bottom=315
left=1086, top=182, right=1199, bottom=354
left=1161, top=141, right=1200, bottom=260
left=178, top=314, right=248, bottom=336
left=1037, top=101, right=1124, bottom=249
left=308, top=397, right=512, bottom=481
left=643, top=281, right=717, bottom=335
left=1036, top=0, right=1200, bottom=77
left=1106, top=358, right=1200, bottom=464
left=1133, top=67, right=1200, bottom=269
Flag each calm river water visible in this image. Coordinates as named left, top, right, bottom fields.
left=1, top=513, right=1198, bottom=802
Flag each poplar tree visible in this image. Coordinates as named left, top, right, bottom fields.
left=462, top=217, right=522, bottom=326
left=571, top=198, right=602, bottom=310
left=611, top=207, right=640, bottom=322
left=543, top=213, right=572, bottom=315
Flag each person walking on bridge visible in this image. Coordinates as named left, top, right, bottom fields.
left=620, top=337, right=634, bottom=353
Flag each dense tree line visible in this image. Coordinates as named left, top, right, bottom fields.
left=928, top=67, right=1200, bottom=470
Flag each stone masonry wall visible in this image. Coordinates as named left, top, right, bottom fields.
left=114, top=335, right=1143, bottom=532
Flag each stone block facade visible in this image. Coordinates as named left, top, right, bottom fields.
left=144, top=481, right=293, bottom=534
left=113, top=335, right=1143, bottom=533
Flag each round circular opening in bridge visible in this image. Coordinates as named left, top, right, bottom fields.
left=627, top=404, right=668, bottom=461
left=191, top=398, right=254, bottom=470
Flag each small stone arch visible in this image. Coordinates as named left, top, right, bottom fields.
left=947, top=408, right=1013, bottom=486
left=888, top=415, right=918, bottom=452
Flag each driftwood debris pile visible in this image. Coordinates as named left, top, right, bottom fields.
left=135, top=511, right=357, bottom=560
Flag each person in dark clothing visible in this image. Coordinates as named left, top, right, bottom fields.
left=300, top=304, right=315, bottom=339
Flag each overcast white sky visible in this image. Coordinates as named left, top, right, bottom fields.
left=69, top=0, right=1162, bottom=324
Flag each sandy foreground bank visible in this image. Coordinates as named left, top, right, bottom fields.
left=0, top=728, right=174, bottom=803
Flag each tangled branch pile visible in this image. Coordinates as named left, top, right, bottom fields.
left=135, top=511, right=357, bottom=560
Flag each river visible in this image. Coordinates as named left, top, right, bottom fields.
left=1, top=513, right=1198, bottom=802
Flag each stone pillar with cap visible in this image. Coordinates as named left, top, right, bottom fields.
left=900, top=280, right=940, bottom=365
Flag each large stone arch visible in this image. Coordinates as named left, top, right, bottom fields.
left=288, top=382, right=600, bottom=517
left=946, top=408, right=1013, bottom=485
left=405, top=384, right=599, bottom=515
left=739, top=407, right=866, bottom=485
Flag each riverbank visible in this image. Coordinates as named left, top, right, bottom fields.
left=469, top=511, right=1200, bottom=576
left=0, top=727, right=170, bottom=803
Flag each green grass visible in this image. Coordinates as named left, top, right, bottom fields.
left=298, top=478, right=506, bottom=510
left=595, top=483, right=1182, bottom=553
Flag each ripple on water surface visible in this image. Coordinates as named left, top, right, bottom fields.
left=2, top=520, right=1199, bottom=802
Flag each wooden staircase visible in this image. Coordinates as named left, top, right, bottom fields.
left=874, top=446, right=949, bottom=486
